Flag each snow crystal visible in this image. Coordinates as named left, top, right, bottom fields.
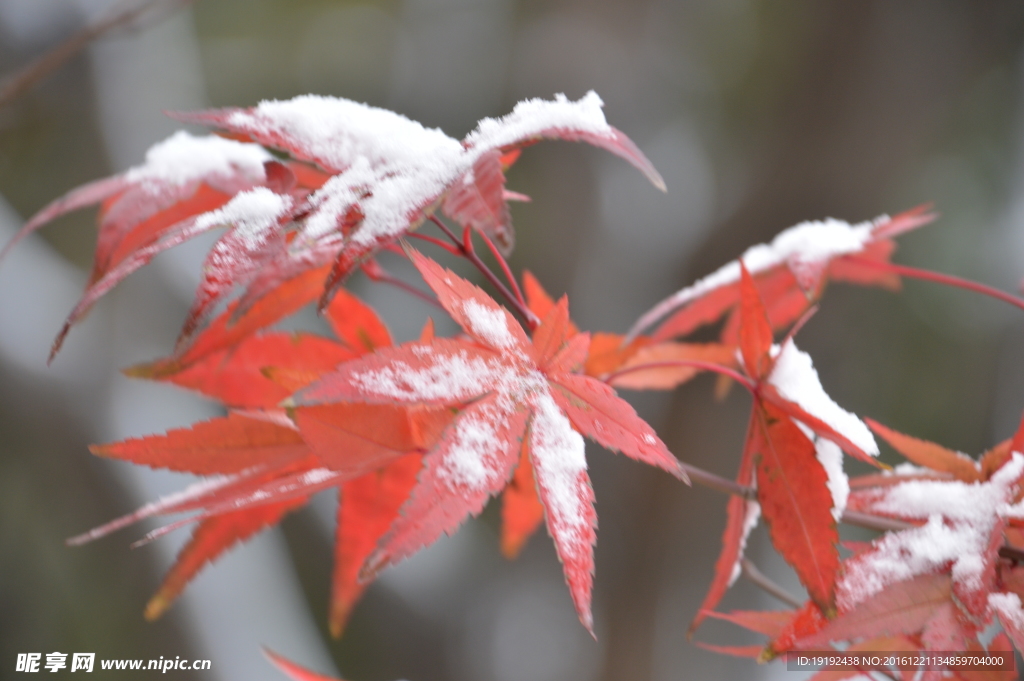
left=768, top=339, right=879, bottom=458
left=816, top=439, right=849, bottom=521
left=351, top=349, right=512, bottom=402
left=728, top=501, right=762, bottom=587
left=125, top=131, right=270, bottom=188
left=627, top=216, right=885, bottom=340
left=464, top=91, right=612, bottom=151
left=836, top=453, right=1024, bottom=611
left=989, top=592, right=1024, bottom=630
left=193, top=187, right=293, bottom=248
left=462, top=299, right=516, bottom=349
left=438, top=404, right=504, bottom=489
left=530, top=391, right=588, bottom=533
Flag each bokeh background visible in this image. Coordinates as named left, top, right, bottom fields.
left=3, top=1, right=1024, bottom=679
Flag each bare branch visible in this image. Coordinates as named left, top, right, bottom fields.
left=740, top=558, right=802, bottom=608
left=0, top=0, right=199, bottom=110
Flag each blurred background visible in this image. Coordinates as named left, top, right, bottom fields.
left=3, top=1, right=1024, bottom=679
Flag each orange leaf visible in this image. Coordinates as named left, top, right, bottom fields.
left=89, top=411, right=308, bottom=475
left=866, top=419, right=980, bottom=482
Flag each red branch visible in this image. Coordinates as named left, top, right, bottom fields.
left=429, top=216, right=540, bottom=328
left=845, top=256, right=1024, bottom=315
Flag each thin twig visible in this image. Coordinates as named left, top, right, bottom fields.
left=429, top=216, right=540, bottom=328
left=361, top=260, right=446, bottom=312
left=840, top=510, right=914, bottom=533
left=679, top=459, right=917, bottom=533
left=476, top=229, right=528, bottom=310
left=407, top=232, right=462, bottom=257
left=679, top=462, right=756, bottom=499
left=740, top=558, right=802, bottom=608
left=845, top=256, right=1024, bottom=315
left=0, top=0, right=199, bottom=110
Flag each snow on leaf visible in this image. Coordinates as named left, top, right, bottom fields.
left=13, top=93, right=660, bottom=357
left=629, top=207, right=935, bottom=343
left=799, top=573, right=953, bottom=647
left=0, top=132, right=272, bottom=270
left=293, top=250, right=684, bottom=631
left=836, top=454, right=1024, bottom=612
left=988, top=593, right=1024, bottom=653
left=765, top=339, right=879, bottom=462
left=529, top=391, right=597, bottom=633
left=364, top=396, right=529, bottom=574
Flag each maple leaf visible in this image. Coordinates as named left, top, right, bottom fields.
left=691, top=264, right=879, bottom=634
left=291, top=249, right=686, bottom=633
left=626, top=206, right=936, bottom=344
left=6, top=92, right=663, bottom=359
left=68, top=288, right=448, bottom=634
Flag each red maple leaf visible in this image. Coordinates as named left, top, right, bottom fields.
left=691, top=263, right=880, bottom=634
left=290, top=248, right=687, bottom=633
left=626, top=206, right=935, bottom=345
left=6, top=93, right=663, bottom=360
left=67, top=288, right=446, bottom=636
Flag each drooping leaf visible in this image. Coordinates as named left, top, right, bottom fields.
left=330, top=453, right=422, bottom=637
left=145, top=498, right=305, bottom=620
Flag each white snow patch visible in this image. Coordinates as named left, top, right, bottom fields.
left=350, top=349, right=512, bottom=402
left=530, top=391, right=588, bottom=536
left=728, top=501, right=762, bottom=587
left=125, top=131, right=270, bottom=188
left=462, top=299, right=515, bottom=349
left=816, top=438, right=849, bottom=521
left=629, top=216, right=886, bottom=340
left=438, top=404, right=504, bottom=489
left=768, top=339, right=879, bottom=458
left=299, top=468, right=339, bottom=485
left=837, top=454, right=1024, bottom=611
left=989, top=592, right=1024, bottom=631
left=192, top=187, right=292, bottom=245
left=218, top=92, right=612, bottom=248
left=228, top=95, right=463, bottom=172
left=465, top=91, right=612, bottom=151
